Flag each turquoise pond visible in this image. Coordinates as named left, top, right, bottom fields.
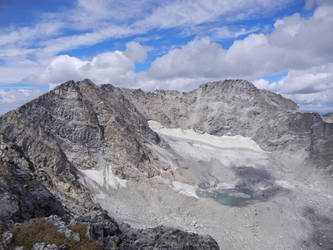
left=196, top=188, right=254, bottom=206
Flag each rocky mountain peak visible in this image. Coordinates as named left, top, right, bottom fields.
left=198, top=79, right=257, bottom=93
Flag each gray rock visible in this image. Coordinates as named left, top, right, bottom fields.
left=58, top=244, right=70, bottom=250
left=105, top=235, right=120, bottom=249
left=75, top=213, right=120, bottom=245
left=118, top=225, right=220, bottom=250
left=47, top=215, right=80, bottom=242
left=1, top=231, right=13, bottom=250
left=0, top=137, right=68, bottom=231
left=32, top=242, right=58, bottom=250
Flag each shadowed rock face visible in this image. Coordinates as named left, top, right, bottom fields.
left=0, top=138, right=68, bottom=232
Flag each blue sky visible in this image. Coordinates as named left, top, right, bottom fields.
left=0, top=0, right=333, bottom=114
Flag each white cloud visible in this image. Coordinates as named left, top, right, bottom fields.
left=124, top=41, right=148, bottom=63
left=137, top=0, right=292, bottom=30
left=148, top=38, right=226, bottom=79
left=254, top=63, right=333, bottom=112
left=0, top=88, right=45, bottom=114
left=252, top=79, right=272, bottom=90
left=145, top=3, right=333, bottom=87
left=38, top=55, right=88, bottom=84
left=0, top=0, right=295, bottom=63
left=210, top=26, right=260, bottom=40
left=0, top=22, right=62, bottom=47
left=36, top=42, right=147, bottom=85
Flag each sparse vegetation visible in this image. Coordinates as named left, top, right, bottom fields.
left=9, top=218, right=102, bottom=250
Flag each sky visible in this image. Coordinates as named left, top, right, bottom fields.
left=0, top=0, right=332, bottom=114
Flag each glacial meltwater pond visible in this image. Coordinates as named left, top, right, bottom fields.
left=197, top=188, right=254, bottom=206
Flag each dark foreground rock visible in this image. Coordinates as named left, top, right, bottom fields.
left=1, top=213, right=219, bottom=250
left=118, top=224, right=219, bottom=249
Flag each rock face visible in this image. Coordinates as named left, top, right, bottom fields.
left=0, top=134, right=68, bottom=232
left=119, top=80, right=333, bottom=172
left=0, top=78, right=332, bottom=249
left=0, top=79, right=170, bottom=222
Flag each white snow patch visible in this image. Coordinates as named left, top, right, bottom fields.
left=80, top=165, right=127, bottom=190
left=149, top=120, right=263, bottom=152
left=172, top=181, right=199, bottom=199
left=216, top=183, right=237, bottom=189
left=275, top=180, right=295, bottom=189
left=158, top=134, right=268, bottom=168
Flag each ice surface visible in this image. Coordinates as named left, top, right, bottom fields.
left=148, top=120, right=264, bottom=152
left=149, top=120, right=268, bottom=170
left=172, top=181, right=199, bottom=199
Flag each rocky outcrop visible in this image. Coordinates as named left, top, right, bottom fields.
left=0, top=135, right=69, bottom=232
left=118, top=224, right=219, bottom=249
left=2, top=213, right=219, bottom=250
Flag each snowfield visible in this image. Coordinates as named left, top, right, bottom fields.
left=148, top=120, right=264, bottom=152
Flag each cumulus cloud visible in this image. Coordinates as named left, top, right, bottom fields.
left=36, top=42, right=147, bottom=85
left=146, top=2, right=333, bottom=82
left=38, top=55, right=88, bottom=84
left=0, top=88, right=45, bottom=114
left=148, top=38, right=225, bottom=79
left=254, top=63, right=333, bottom=112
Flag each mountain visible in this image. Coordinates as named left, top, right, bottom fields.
left=119, top=79, right=333, bottom=172
left=0, top=79, right=332, bottom=249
